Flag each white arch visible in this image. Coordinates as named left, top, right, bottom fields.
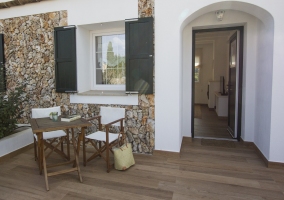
left=180, top=1, right=274, bottom=160
left=179, top=1, right=274, bottom=31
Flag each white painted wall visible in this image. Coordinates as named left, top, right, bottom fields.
left=195, top=44, right=213, bottom=104
left=156, top=0, right=282, bottom=162
left=213, top=38, right=229, bottom=82
left=0, top=0, right=137, bottom=25
left=254, top=20, right=274, bottom=159
left=76, top=25, right=91, bottom=93
left=1, top=0, right=283, bottom=162
left=0, top=127, right=33, bottom=157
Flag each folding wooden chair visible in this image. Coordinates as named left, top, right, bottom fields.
left=32, top=107, right=70, bottom=164
left=83, top=107, right=125, bottom=172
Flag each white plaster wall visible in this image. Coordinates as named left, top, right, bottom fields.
left=156, top=1, right=280, bottom=159
left=195, top=45, right=213, bottom=104
left=214, top=38, right=229, bottom=82
left=0, top=128, right=33, bottom=157
left=269, top=13, right=284, bottom=163
left=76, top=26, right=91, bottom=93
left=0, top=0, right=283, bottom=162
left=254, top=20, right=274, bottom=160
left=0, top=0, right=137, bottom=25
left=155, top=13, right=182, bottom=152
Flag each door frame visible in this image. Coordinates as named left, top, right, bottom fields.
left=191, top=26, right=244, bottom=141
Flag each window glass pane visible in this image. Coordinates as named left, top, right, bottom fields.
left=95, top=34, right=125, bottom=86
left=116, top=34, right=125, bottom=52
left=106, top=69, right=118, bottom=85
left=106, top=44, right=117, bottom=68
left=96, top=53, right=103, bottom=69
left=96, top=36, right=102, bottom=52
left=117, top=68, right=125, bottom=84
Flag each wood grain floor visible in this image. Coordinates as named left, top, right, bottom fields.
left=1, top=138, right=284, bottom=200
left=195, top=104, right=232, bottom=139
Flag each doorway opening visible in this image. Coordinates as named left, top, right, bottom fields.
left=191, top=26, right=244, bottom=141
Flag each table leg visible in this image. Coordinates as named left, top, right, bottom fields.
left=42, top=148, right=49, bottom=191
left=73, top=128, right=82, bottom=182
left=37, top=132, right=43, bottom=175
left=83, top=128, right=86, bottom=166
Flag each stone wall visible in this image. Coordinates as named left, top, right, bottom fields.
left=0, top=11, right=68, bottom=122
left=0, top=0, right=155, bottom=154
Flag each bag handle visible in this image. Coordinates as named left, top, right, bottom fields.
left=117, top=131, right=128, bottom=150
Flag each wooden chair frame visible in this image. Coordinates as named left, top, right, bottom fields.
left=33, top=130, right=70, bottom=164
left=83, top=115, right=125, bottom=172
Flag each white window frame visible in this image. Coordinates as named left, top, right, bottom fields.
left=90, top=29, right=125, bottom=91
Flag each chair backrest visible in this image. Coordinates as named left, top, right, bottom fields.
left=100, top=107, right=125, bottom=126
left=32, top=106, right=61, bottom=118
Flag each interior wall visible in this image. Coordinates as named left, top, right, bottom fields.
left=195, top=44, right=213, bottom=104
left=254, top=20, right=274, bottom=159
left=214, top=38, right=229, bottom=83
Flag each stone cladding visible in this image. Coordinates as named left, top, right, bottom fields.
left=0, top=0, right=155, bottom=153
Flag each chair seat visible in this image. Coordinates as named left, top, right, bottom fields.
left=86, top=131, right=120, bottom=143
left=34, top=130, right=66, bottom=141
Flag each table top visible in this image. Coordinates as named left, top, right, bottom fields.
left=30, top=117, right=91, bottom=133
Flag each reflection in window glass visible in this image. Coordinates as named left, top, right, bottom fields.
left=95, top=34, right=125, bottom=85
left=195, top=67, right=200, bottom=82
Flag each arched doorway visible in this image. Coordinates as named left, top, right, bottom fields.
left=180, top=2, right=274, bottom=155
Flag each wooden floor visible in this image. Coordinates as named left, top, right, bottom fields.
left=195, top=104, right=232, bottom=139
left=0, top=139, right=284, bottom=199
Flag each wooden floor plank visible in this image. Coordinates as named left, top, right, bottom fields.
left=0, top=137, right=284, bottom=200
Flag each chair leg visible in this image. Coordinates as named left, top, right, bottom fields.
left=106, top=142, right=110, bottom=173
left=67, top=130, right=70, bottom=161
left=83, top=135, right=86, bottom=166
left=99, top=142, right=102, bottom=157
left=61, top=138, right=64, bottom=154
left=33, top=137, right=37, bottom=161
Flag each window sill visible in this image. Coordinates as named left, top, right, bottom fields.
left=70, top=90, right=138, bottom=105
left=77, top=90, right=128, bottom=96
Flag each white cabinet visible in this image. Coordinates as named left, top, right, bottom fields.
left=215, top=92, right=228, bottom=117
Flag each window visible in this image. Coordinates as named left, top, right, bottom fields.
left=92, top=31, right=125, bottom=90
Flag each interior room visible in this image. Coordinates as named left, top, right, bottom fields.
left=194, top=30, right=236, bottom=140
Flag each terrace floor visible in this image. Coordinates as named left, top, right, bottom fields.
left=0, top=138, right=284, bottom=200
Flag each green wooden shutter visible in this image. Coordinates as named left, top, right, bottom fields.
left=125, top=17, right=154, bottom=94
left=0, top=34, right=6, bottom=92
left=54, top=26, right=77, bottom=93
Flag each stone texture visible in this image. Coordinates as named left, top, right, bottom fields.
left=0, top=0, right=156, bottom=154
left=139, top=0, right=155, bottom=17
